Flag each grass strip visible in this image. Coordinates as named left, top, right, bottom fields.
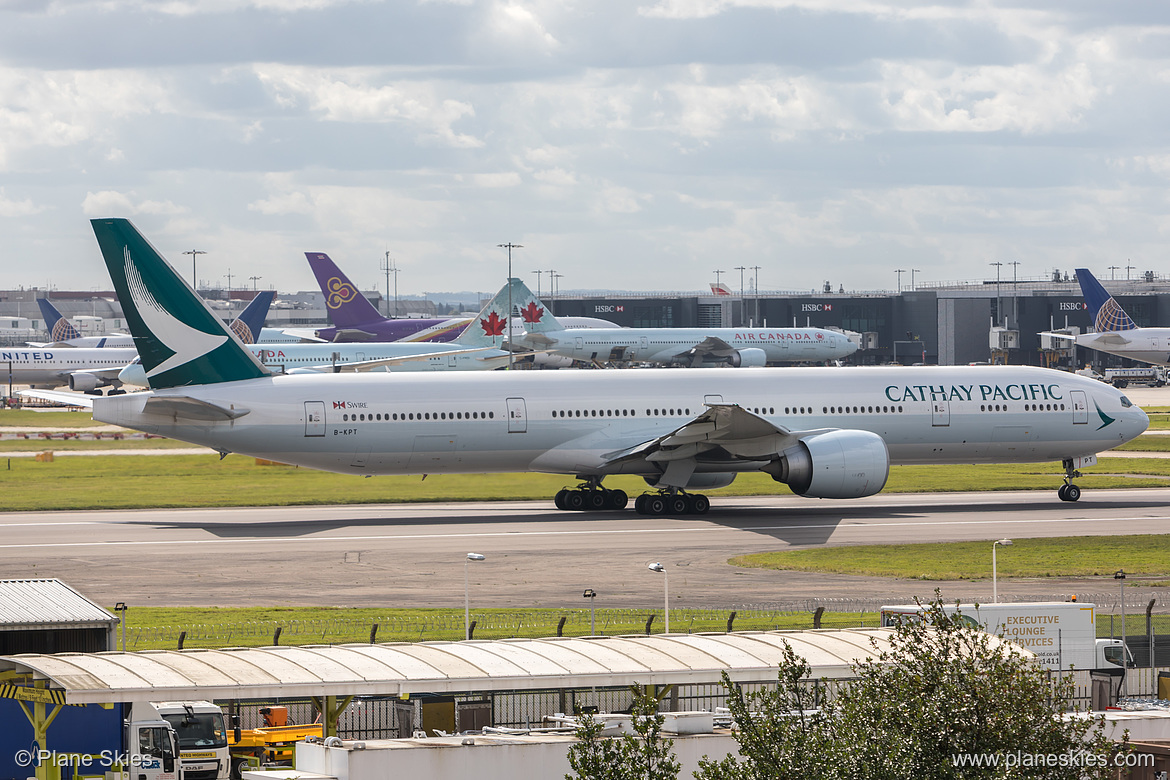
left=2, top=454, right=1170, bottom=510
left=731, top=535, right=1170, bottom=581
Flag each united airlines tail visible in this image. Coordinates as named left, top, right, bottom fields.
left=230, top=290, right=276, bottom=344
left=1076, top=268, right=1137, bottom=333
left=37, top=298, right=83, bottom=342
left=90, top=218, right=270, bottom=389
left=306, top=252, right=384, bottom=329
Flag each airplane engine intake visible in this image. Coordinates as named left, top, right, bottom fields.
left=764, top=430, right=889, bottom=498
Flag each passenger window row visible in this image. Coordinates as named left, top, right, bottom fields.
left=823, top=405, right=905, bottom=414
left=341, top=411, right=496, bottom=422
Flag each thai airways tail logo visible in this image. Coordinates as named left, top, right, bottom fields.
left=123, top=245, right=227, bottom=378
left=325, top=276, right=359, bottom=310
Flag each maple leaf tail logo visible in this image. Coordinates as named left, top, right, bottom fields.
left=480, top=311, right=506, bottom=336
left=521, top=301, right=545, bottom=323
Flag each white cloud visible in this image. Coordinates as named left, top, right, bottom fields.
left=472, top=172, right=523, bottom=188
left=0, top=189, right=44, bottom=218
left=81, top=191, right=186, bottom=216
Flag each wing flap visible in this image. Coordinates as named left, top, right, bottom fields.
left=142, top=396, right=250, bottom=421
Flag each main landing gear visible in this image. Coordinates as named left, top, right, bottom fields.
left=554, top=482, right=629, bottom=511
left=634, top=490, right=710, bottom=516
left=1058, top=459, right=1082, bottom=502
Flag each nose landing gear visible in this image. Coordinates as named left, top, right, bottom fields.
left=1059, top=459, right=1082, bottom=502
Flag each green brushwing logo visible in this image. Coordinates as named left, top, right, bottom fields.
left=1095, top=402, right=1116, bottom=431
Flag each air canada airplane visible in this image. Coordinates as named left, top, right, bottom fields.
left=82, top=218, right=1146, bottom=513
left=1042, top=268, right=1170, bottom=366
left=510, top=280, right=856, bottom=366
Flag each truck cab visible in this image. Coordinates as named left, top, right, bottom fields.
left=141, top=701, right=230, bottom=780
left=125, top=719, right=181, bottom=780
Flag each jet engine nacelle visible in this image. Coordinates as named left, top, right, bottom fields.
left=68, top=372, right=107, bottom=392
left=530, top=353, right=575, bottom=369
left=764, top=429, right=889, bottom=499
left=724, top=348, right=767, bottom=368
left=642, top=473, right=737, bottom=490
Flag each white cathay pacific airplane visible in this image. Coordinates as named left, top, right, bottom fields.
left=1042, top=268, right=1170, bottom=366
left=116, top=279, right=530, bottom=387
left=508, top=280, right=856, bottom=366
left=74, top=218, right=1146, bottom=514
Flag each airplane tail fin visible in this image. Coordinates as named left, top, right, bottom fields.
left=229, top=290, right=276, bottom=344
left=37, top=298, right=83, bottom=342
left=1075, top=268, right=1137, bottom=332
left=305, top=252, right=384, bottom=329
left=455, top=278, right=530, bottom=348
left=90, top=218, right=271, bottom=389
left=509, top=278, right=563, bottom=334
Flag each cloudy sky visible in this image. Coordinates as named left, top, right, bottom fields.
left=1, top=1, right=1168, bottom=299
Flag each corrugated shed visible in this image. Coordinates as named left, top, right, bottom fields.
left=0, top=579, right=116, bottom=631
left=0, top=628, right=906, bottom=704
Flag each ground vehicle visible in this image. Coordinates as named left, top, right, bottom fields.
left=1104, top=366, right=1167, bottom=388
left=0, top=697, right=181, bottom=780
left=880, top=602, right=1132, bottom=671
left=146, top=701, right=231, bottom=780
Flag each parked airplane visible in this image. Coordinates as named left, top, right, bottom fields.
left=1043, top=269, right=1170, bottom=366
left=67, top=218, right=1146, bottom=514
left=34, top=298, right=134, bottom=348
left=116, top=280, right=527, bottom=386
left=7, top=291, right=276, bottom=393
left=510, top=280, right=857, bottom=366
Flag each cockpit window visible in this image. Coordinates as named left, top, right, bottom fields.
left=1120, top=396, right=1133, bottom=408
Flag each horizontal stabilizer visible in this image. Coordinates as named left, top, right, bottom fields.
left=17, top=389, right=95, bottom=408
left=142, top=396, right=250, bottom=421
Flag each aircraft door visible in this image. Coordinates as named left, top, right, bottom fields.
left=304, top=401, right=326, bottom=437
left=575, top=336, right=584, bottom=352
left=448, top=352, right=458, bottom=367
left=506, top=397, right=527, bottom=433
left=1071, top=390, right=1088, bottom=424
left=931, top=398, right=950, bottom=427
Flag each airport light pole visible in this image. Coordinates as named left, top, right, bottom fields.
left=532, top=269, right=543, bottom=298
left=751, top=265, right=761, bottom=325
left=465, top=553, right=486, bottom=640
left=648, top=562, right=668, bottom=634
left=248, top=276, right=262, bottom=292
left=583, top=589, right=597, bottom=635
left=1109, top=265, right=1119, bottom=280
left=498, top=243, right=523, bottom=370
left=713, top=269, right=725, bottom=292
left=734, top=265, right=746, bottom=325
left=381, top=252, right=399, bottom=318
left=910, top=268, right=921, bottom=291
left=182, top=250, right=206, bottom=289
left=114, top=602, right=127, bottom=651
left=992, top=538, right=1012, bottom=602
left=895, top=268, right=905, bottom=292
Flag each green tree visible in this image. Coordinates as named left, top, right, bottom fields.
left=566, top=685, right=682, bottom=780
left=697, top=595, right=1127, bottom=779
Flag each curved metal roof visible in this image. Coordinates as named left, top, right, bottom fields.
left=1, top=628, right=899, bottom=704
left=0, top=579, right=116, bottom=630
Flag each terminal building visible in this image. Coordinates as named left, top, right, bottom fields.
left=5, top=269, right=1170, bottom=369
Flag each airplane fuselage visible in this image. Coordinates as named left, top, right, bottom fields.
left=93, top=366, right=1146, bottom=483
left=0, top=347, right=139, bottom=388
left=521, top=327, right=856, bottom=365
left=1076, top=329, right=1170, bottom=366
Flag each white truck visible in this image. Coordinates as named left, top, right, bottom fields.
left=1103, top=366, right=1167, bottom=388
left=879, top=602, right=1132, bottom=671
left=145, top=701, right=232, bottom=780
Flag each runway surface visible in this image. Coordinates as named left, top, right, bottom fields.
left=5, top=488, right=1170, bottom=609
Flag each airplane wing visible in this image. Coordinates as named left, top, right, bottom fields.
left=274, top=328, right=329, bottom=343
left=17, top=389, right=95, bottom=408
left=1039, top=331, right=1075, bottom=342
left=329, top=328, right=380, bottom=342
left=672, top=336, right=737, bottom=366
left=600, top=403, right=834, bottom=488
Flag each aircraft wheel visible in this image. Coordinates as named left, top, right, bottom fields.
left=634, top=494, right=648, bottom=515
left=587, top=490, right=608, bottom=511
left=608, top=489, right=628, bottom=510
left=1060, top=484, right=1081, bottom=502
left=108, top=388, right=126, bottom=396
left=668, top=495, right=688, bottom=515
left=565, top=491, right=586, bottom=511
left=554, top=489, right=569, bottom=510
left=645, top=495, right=667, bottom=515
left=689, top=494, right=711, bottom=515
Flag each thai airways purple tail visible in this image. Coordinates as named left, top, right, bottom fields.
left=306, top=252, right=385, bottom=329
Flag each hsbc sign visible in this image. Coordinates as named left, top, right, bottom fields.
left=1058, top=302, right=1088, bottom=311
left=595, top=305, right=625, bottom=313
left=801, top=303, right=833, bottom=312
